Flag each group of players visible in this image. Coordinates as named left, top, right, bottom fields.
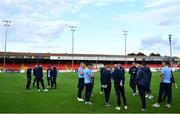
left=26, top=65, right=58, bottom=92
left=25, top=61, right=175, bottom=111
left=77, top=61, right=176, bottom=111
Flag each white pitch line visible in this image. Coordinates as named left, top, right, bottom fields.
left=20, top=75, right=26, bottom=79
left=0, top=90, right=35, bottom=94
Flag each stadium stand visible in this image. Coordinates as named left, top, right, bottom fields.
left=0, top=52, right=179, bottom=72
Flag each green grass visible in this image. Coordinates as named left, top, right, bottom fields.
left=0, top=71, right=179, bottom=113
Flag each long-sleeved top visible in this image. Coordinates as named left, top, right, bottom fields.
left=26, top=68, right=32, bottom=79
left=33, top=67, right=38, bottom=77
left=112, top=68, right=125, bottom=87
left=37, top=66, right=43, bottom=78
left=136, top=66, right=152, bottom=87
left=84, top=68, right=92, bottom=84
left=47, top=68, right=53, bottom=78
left=118, top=66, right=125, bottom=76
left=161, top=66, right=171, bottom=84
left=129, top=66, right=138, bottom=81
left=78, top=66, right=84, bottom=78
left=101, top=69, right=111, bottom=85
left=52, top=67, right=57, bottom=77
left=100, top=67, right=105, bottom=82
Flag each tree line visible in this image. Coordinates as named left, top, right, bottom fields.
left=128, top=52, right=161, bottom=56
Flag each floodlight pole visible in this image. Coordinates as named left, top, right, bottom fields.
left=36, top=56, right=39, bottom=66
left=3, top=20, right=11, bottom=72
left=123, top=30, right=128, bottom=69
left=70, top=26, right=76, bottom=72
left=169, top=34, right=173, bottom=68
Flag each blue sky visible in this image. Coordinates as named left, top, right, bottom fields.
left=0, top=0, right=180, bottom=57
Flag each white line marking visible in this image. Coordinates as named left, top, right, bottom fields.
left=0, top=90, right=35, bottom=94
left=20, top=75, right=26, bottom=79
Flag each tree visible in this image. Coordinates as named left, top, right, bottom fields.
left=156, top=53, right=161, bottom=56
left=137, top=52, right=146, bottom=56
left=128, top=53, right=136, bottom=56
left=149, top=53, right=161, bottom=56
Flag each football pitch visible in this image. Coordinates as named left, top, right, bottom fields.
left=0, top=72, right=179, bottom=113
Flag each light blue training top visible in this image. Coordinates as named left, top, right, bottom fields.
left=78, top=66, right=84, bottom=78
left=84, top=68, right=92, bottom=84
left=161, top=66, right=171, bottom=84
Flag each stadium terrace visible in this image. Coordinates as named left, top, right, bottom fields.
left=0, top=52, right=179, bottom=73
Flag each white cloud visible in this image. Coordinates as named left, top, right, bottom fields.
left=78, top=0, right=131, bottom=6
left=0, top=0, right=133, bottom=50
left=144, top=0, right=179, bottom=8
left=0, top=0, right=81, bottom=52
left=81, top=13, right=91, bottom=18
left=116, top=0, right=180, bottom=27
left=69, top=0, right=135, bottom=13
left=140, top=36, right=180, bottom=56
left=0, top=0, right=179, bottom=57
left=143, top=0, right=180, bottom=26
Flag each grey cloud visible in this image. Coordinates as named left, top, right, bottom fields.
left=172, top=37, right=180, bottom=50
left=0, top=0, right=80, bottom=53
left=144, top=0, right=179, bottom=8
left=141, top=36, right=168, bottom=48
left=158, top=12, right=180, bottom=26
left=158, top=20, right=175, bottom=26
left=143, top=0, right=180, bottom=27
left=140, top=35, right=180, bottom=53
